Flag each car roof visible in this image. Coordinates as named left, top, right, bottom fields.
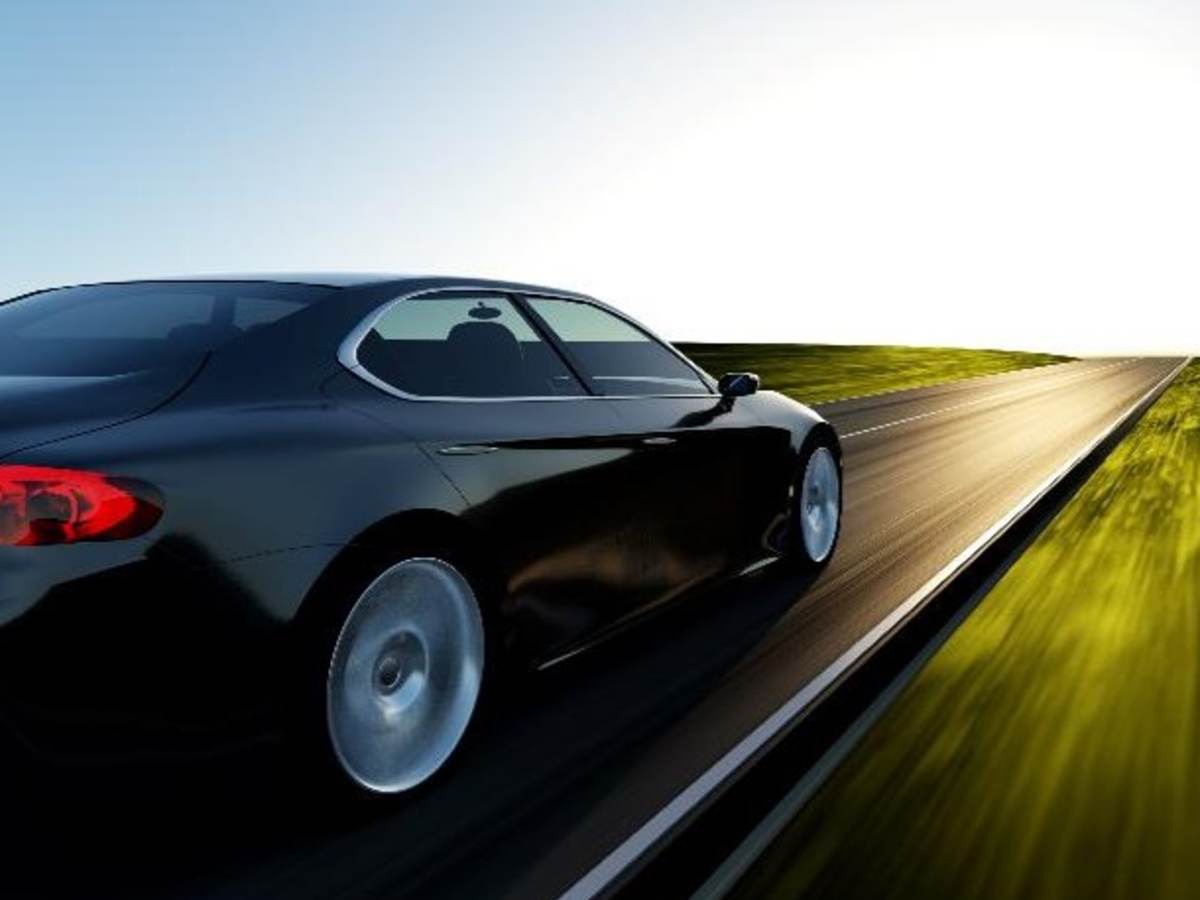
left=155, top=272, right=405, bottom=287
left=35, top=272, right=595, bottom=299
left=27, top=272, right=405, bottom=290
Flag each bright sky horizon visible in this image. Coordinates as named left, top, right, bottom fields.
left=2, top=1, right=1197, bottom=355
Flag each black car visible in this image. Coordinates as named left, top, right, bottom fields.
left=0, top=274, right=841, bottom=793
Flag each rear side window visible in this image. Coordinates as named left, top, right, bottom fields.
left=355, top=293, right=586, bottom=398
left=0, top=281, right=332, bottom=376
left=525, top=297, right=710, bottom=396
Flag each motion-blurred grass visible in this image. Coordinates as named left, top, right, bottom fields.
left=676, top=343, right=1071, bottom=404
left=732, top=361, right=1199, bottom=900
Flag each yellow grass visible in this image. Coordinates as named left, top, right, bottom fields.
left=676, top=343, right=1070, bottom=405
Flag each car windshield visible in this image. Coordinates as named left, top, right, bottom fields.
left=0, top=281, right=336, bottom=376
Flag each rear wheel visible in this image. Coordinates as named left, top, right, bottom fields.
left=323, top=556, right=486, bottom=794
left=792, top=439, right=842, bottom=566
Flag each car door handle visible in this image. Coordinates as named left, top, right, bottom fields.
left=641, top=436, right=676, bottom=447
left=437, top=444, right=500, bottom=456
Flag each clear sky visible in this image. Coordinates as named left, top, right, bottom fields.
left=2, top=0, right=1197, bottom=353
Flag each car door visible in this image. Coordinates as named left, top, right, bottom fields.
left=521, top=295, right=787, bottom=604
left=339, top=289, right=675, bottom=663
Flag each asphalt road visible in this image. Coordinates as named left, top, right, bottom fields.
left=2, top=356, right=1184, bottom=900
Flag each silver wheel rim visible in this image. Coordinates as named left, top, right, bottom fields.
left=327, top=557, right=484, bottom=793
left=800, top=447, right=840, bottom=563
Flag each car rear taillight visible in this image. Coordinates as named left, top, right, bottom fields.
left=0, top=466, right=163, bottom=546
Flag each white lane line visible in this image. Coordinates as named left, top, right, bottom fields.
left=840, top=358, right=1139, bottom=439
left=557, top=356, right=1191, bottom=900
left=811, top=356, right=1082, bottom=409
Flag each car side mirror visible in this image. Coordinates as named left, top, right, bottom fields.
left=718, top=372, right=760, bottom=399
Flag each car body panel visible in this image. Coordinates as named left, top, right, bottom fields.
left=605, top=393, right=798, bottom=567
left=0, top=358, right=206, bottom=459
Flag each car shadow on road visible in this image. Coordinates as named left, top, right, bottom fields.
left=0, top=561, right=822, bottom=900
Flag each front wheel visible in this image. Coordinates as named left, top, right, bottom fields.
left=324, top=556, right=486, bottom=794
left=791, top=439, right=842, bottom=567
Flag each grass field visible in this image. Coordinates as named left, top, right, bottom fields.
left=731, top=360, right=1199, bottom=900
left=676, top=343, right=1072, bottom=405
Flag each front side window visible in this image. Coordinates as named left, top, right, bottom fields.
left=356, top=293, right=585, bottom=398
left=525, top=297, right=710, bottom=396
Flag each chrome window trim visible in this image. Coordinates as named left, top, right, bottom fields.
left=337, top=284, right=718, bottom=403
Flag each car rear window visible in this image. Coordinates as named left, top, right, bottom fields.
left=0, top=281, right=336, bottom=376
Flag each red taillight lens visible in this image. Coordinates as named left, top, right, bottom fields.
left=0, top=466, right=162, bottom=547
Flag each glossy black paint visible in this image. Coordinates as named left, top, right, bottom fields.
left=0, top=274, right=836, bottom=758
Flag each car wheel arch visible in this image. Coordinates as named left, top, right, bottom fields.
left=802, top=421, right=842, bottom=462
left=291, top=508, right=504, bottom=637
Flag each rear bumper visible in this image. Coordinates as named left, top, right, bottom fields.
left=0, top=544, right=339, bottom=766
